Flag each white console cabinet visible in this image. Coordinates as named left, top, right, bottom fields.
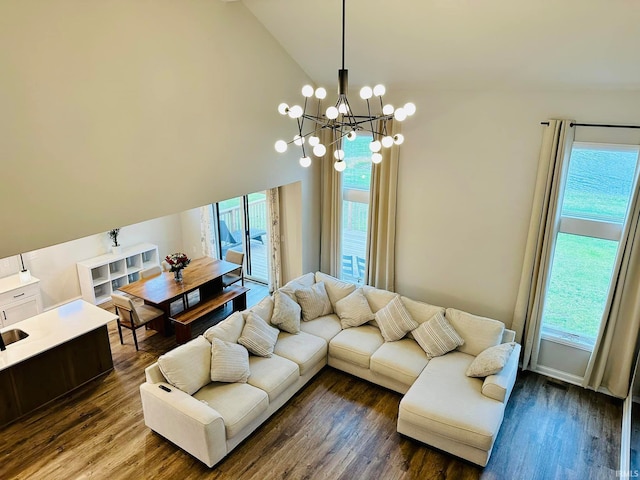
left=0, top=275, right=43, bottom=327
left=77, top=243, right=159, bottom=305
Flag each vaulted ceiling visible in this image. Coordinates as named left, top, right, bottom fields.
left=242, top=0, right=640, bottom=91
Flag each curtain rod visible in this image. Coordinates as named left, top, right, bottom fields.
left=540, top=121, right=640, bottom=129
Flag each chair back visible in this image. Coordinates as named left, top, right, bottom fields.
left=342, top=254, right=354, bottom=277
left=219, top=220, right=237, bottom=244
left=111, top=293, right=141, bottom=325
left=140, top=265, right=162, bottom=279
left=225, top=249, right=245, bottom=267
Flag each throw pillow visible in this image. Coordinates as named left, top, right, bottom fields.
left=315, top=272, right=356, bottom=307
left=375, top=295, right=419, bottom=342
left=295, top=282, right=333, bottom=321
left=203, top=311, right=245, bottom=344
left=466, top=342, right=516, bottom=378
left=238, top=311, right=279, bottom=357
left=250, top=295, right=274, bottom=324
left=335, top=288, right=375, bottom=329
left=445, top=308, right=505, bottom=357
left=271, top=290, right=302, bottom=333
left=157, top=335, right=212, bottom=395
left=210, top=338, right=250, bottom=383
left=412, top=312, right=465, bottom=359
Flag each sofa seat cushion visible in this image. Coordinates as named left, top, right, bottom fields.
left=299, top=314, right=342, bottom=342
left=274, top=331, right=327, bottom=375
left=370, top=338, right=429, bottom=386
left=329, top=325, right=384, bottom=369
left=247, top=354, right=300, bottom=402
left=399, top=351, right=505, bottom=451
left=194, top=382, right=268, bottom=439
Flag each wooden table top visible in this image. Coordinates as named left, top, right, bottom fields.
left=119, top=257, right=239, bottom=305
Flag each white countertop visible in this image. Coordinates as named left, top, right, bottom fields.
left=0, top=299, right=117, bottom=371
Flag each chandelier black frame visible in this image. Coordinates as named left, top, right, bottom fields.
left=274, top=0, right=415, bottom=171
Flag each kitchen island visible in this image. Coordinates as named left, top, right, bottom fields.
left=0, top=299, right=117, bottom=427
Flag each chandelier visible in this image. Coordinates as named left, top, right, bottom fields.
left=274, top=0, right=415, bottom=172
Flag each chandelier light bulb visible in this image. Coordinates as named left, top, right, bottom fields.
left=373, top=84, right=386, bottom=97
left=293, top=134, right=305, bottom=146
left=372, top=153, right=383, bottom=164
left=313, top=144, right=327, bottom=157
left=334, top=160, right=347, bottom=172
left=275, top=140, right=288, bottom=153
left=381, top=136, right=394, bottom=148
left=308, top=136, right=320, bottom=146
left=301, top=85, right=314, bottom=97
left=360, top=86, right=373, bottom=100
left=369, top=140, right=382, bottom=153
left=404, top=102, right=416, bottom=116
left=299, top=156, right=312, bottom=168
left=288, top=105, right=303, bottom=119
left=278, top=103, right=289, bottom=115
left=334, top=149, right=345, bottom=160
left=326, top=106, right=339, bottom=120
left=315, top=87, right=327, bottom=99
left=393, top=133, right=405, bottom=145
left=338, top=103, right=348, bottom=114
left=382, top=104, right=394, bottom=115
left=394, top=107, right=408, bottom=121
left=347, top=131, right=357, bottom=141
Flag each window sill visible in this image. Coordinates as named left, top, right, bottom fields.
left=540, top=330, right=594, bottom=352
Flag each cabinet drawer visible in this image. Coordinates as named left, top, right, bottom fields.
left=0, top=283, right=40, bottom=306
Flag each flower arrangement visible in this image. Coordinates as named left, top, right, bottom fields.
left=165, top=253, right=191, bottom=272
left=108, top=228, right=120, bottom=247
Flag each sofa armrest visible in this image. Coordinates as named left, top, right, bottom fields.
left=481, top=343, right=521, bottom=403
left=140, top=382, right=227, bottom=468
left=501, top=328, right=516, bottom=344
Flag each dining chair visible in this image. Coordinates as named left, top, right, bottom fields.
left=139, top=265, right=162, bottom=279
left=356, top=256, right=366, bottom=281
left=342, top=254, right=354, bottom=279
left=223, top=249, right=245, bottom=287
left=111, top=293, right=164, bottom=351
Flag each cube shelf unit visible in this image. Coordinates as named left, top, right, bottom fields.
left=77, top=243, right=159, bottom=305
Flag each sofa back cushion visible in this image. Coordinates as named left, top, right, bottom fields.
left=279, top=272, right=316, bottom=301
left=157, top=335, right=212, bottom=395
left=204, top=311, right=245, bottom=344
left=400, top=296, right=446, bottom=324
left=362, top=285, right=397, bottom=313
left=445, top=308, right=505, bottom=357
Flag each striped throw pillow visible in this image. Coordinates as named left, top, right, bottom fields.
left=238, top=312, right=280, bottom=357
left=295, top=282, right=333, bottom=321
left=334, top=287, right=374, bottom=328
left=413, top=312, right=464, bottom=359
left=210, top=338, right=250, bottom=383
left=272, top=290, right=302, bottom=333
left=375, top=295, right=419, bottom=342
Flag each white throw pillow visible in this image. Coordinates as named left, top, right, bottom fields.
left=271, top=290, right=302, bottom=333
left=157, top=336, right=212, bottom=395
left=375, top=295, right=419, bottom=342
left=238, top=311, right=280, bottom=357
left=295, top=282, right=333, bottom=321
left=203, top=311, right=245, bottom=344
left=210, top=338, right=250, bottom=383
left=445, top=308, right=505, bottom=357
left=315, top=272, right=356, bottom=307
left=335, top=288, right=375, bottom=328
left=412, top=312, right=465, bottom=359
left=466, top=342, right=516, bottom=378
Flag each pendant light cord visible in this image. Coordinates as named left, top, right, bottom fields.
left=341, top=0, right=346, bottom=70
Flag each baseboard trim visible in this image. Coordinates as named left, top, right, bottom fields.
left=533, top=365, right=584, bottom=386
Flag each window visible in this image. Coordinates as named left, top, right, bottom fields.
left=340, top=135, right=372, bottom=283
left=540, top=143, right=639, bottom=346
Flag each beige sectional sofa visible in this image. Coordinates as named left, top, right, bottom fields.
left=140, top=272, right=520, bottom=468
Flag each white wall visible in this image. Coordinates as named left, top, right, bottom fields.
left=0, top=214, right=184, bottom=309
left=392, top=89, right=640, bottom=328
left=0, top=0, right=319, bottom=268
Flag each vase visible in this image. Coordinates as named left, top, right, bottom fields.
left=174, top=269, right=183, bottom=283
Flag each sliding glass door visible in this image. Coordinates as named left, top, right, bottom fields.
left=214, top=191, right=269, bottom=284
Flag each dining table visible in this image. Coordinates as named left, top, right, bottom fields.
left=118, top=256, right=240, bottom=335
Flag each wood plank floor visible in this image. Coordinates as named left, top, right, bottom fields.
left=1, top=294, right=622, bottom=479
